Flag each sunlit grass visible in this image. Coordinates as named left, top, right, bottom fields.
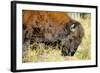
left=74, top=14, right=91, bottom=60
left=22, top=14, right=91, bottom=63
left=22, top=43, right=64, bottom=62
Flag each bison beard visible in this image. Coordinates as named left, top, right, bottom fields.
left=23, top=11, right=84, bottom=56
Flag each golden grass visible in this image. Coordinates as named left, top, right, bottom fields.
left=22, top=43, right=64, bottom=62
left=74, top=14, right=91, bottom=60
left=22, top=13, right=91, bottom=63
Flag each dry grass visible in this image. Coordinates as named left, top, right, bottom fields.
left=22, top=13, right=91, bottom=63
left=74, top=14, right=91, bottom=60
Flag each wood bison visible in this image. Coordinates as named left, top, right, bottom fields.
left=22, top=10, right=84, bottom=56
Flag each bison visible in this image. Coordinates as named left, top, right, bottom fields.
left=22, top=10, right=84, bottom=56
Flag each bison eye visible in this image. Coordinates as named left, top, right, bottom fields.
left=70, top=23, right=77, bottom=32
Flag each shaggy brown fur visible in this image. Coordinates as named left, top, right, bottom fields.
left=23, top=10, right=84, bottom=56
